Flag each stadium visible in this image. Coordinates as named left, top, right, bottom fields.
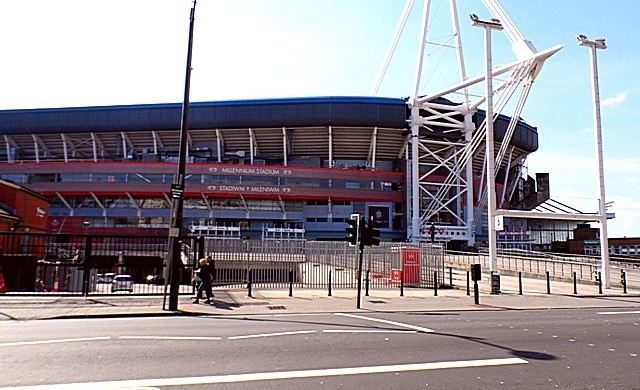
left=0, top=0, right=582, bottom=255
left=0, top=95, right=541, bottom=248
left=3, top=0, right=634, bottom=297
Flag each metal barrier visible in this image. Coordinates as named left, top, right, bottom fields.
left=445, top=249, right=598, bottom=283
left=205, top=239, right=446, bottom=290
left=6, top=231, right=633, bottom=296
left=0, top=232, right=193, bottom=296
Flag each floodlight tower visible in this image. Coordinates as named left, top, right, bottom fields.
left=577, top=34, right=611, bottom=288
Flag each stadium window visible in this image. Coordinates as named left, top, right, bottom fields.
left=345, top=182, right=360, bottom=189
left=307, top=200, right=329, bottom=206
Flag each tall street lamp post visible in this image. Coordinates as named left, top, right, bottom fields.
left=577, top=34, right=611, bottom=288
left=470, top=14, right=502, bottom=288
left=165, top=0, right=197, bottom=311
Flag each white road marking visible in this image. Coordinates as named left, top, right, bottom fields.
left=322, top=329, right=417, bottom=334
left=228, top=330, right=317, bottom=340
left=0, top=357, right=528, bottom=389
left=119, top=336, right=222, bottom=341
left=0, top=336, right=110, bottom=347
left=597, top=310, right=640, bottom=315
left=336, top=313, right=435, bottom=333
left=40, top=316, right=188, bottom=324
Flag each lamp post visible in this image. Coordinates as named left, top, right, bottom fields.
left=577, top=34, right=610, bottom=288
left=470, top=14, right=502, bottom=281
left=165, top=0, right=197, bottom=311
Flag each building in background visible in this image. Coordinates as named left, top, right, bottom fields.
left=0, top=96, right=541, bottom=247
left=0, top=180, right=48, bottom=234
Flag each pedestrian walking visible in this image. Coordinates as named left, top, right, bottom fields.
left=193, top=258, right=213, bottom=304
left=206, top=254, right=216, bottom=297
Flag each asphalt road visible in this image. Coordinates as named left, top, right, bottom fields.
left=1, top=308, right=639, bottom=389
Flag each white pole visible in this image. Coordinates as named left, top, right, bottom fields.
left=471, top=15, right=503, bottom=275
left=410, top=106, right=421, bottom=242
left=484, top=26, right=498, bottom=274
left=586, top=40, right=611, bottom=288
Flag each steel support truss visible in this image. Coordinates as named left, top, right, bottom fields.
left=377, top=0, right=562, bottom=244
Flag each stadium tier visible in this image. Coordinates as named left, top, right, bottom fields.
left=0, top=96, right=537, bottom=244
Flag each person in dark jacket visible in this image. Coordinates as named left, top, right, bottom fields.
left=193, top=258, right=213, bottom=304
left=206, top=255, right=216, bottom=297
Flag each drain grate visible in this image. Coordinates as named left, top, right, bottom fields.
left=267, top=305, right=287, bottom=310
left=369, top=300, right=387, bottom=304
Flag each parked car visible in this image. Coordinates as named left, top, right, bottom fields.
left=145, top=274, right=165, bottom=285
left=103, top=273, right=117, bottom=284
left=111, top=275, right=134, bottom=293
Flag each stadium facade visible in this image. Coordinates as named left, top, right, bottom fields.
left=0, top=96, right=540, bottom=247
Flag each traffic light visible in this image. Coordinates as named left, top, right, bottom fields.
left=360, top=224, right=380, bottom=249
left=345, top=218, right=359, bottom=246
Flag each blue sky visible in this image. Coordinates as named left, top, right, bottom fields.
left=0, top=0, right=638, bottom=237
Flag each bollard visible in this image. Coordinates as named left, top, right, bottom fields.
left=598, top=271, right=602, bottom=294
left=289, top=269, right=293, bottom=297
left=365, top=270, right=370, bottom=297
left=546, top=271, right=551, bottom=294
left=573, top=271, right=577, bottom=295
left=434, top=271, right=438, bottom=296
left=449, top=267, right=453, bottom=286
left=400, top=270, right=404, bottom=297
left=328, top=270, right=332, bottom=297
left=473, top=280, right=479, bottom=305
left=518, top=272, right=523, bottom=295
left=622, top=270, right=627, bottom=294
left=247, top=269, right=253, bottom=298
left=466, top=271, right=470, bottom=296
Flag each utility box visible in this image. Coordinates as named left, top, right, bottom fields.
left=471, top=264, right=481, bottom=281
left=491, top=271, right=501, bottom=295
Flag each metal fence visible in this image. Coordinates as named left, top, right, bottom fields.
left=0, top=232, right=446, bottom=295
left=7, top=231, right=630, bottom=296
left=444, top=249, right=640, bottom=286
left=445, top=250, right=598, bottom=280
left=205, top=239, right=446, bottom=290
left=0, top=232, right=192, bottom=296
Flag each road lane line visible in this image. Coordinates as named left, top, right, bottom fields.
left=335, top=313, right=435, bottom=333
left=119, top=336, right=222, bottom=341
left=0, top=336, right=110, bottom=347
left=0, top=357, right=527, bottom=389
left=597, top=310, right=640, bottom=315
left=228, top=330, right=317, bottom=340
left=323, top=329, right=417, bottom=334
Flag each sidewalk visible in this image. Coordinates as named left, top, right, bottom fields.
left=1, top=274, right=638, bottom=321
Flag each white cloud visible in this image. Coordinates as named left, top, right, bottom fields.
left=602, top=92, right=628, bottom=107
left=607, top=195, right=640, bottom=238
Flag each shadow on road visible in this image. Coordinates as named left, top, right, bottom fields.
left=434, top=331, right=557, bottom=361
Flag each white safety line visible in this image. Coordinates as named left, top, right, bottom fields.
left=119, top=336, right=222, bottom=341
left=0, top=336, right=111, bottom=347
left=335, top=313, right=435, bottom=333
left=322, top=329, right=417, bottom=334
left=45, top=316, right=188, bottom=324
left=597, top=310, right=640, bottom=315
left=0, top=357, right=527, bottom=389
left=228, top=330, right=317, bottom=340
